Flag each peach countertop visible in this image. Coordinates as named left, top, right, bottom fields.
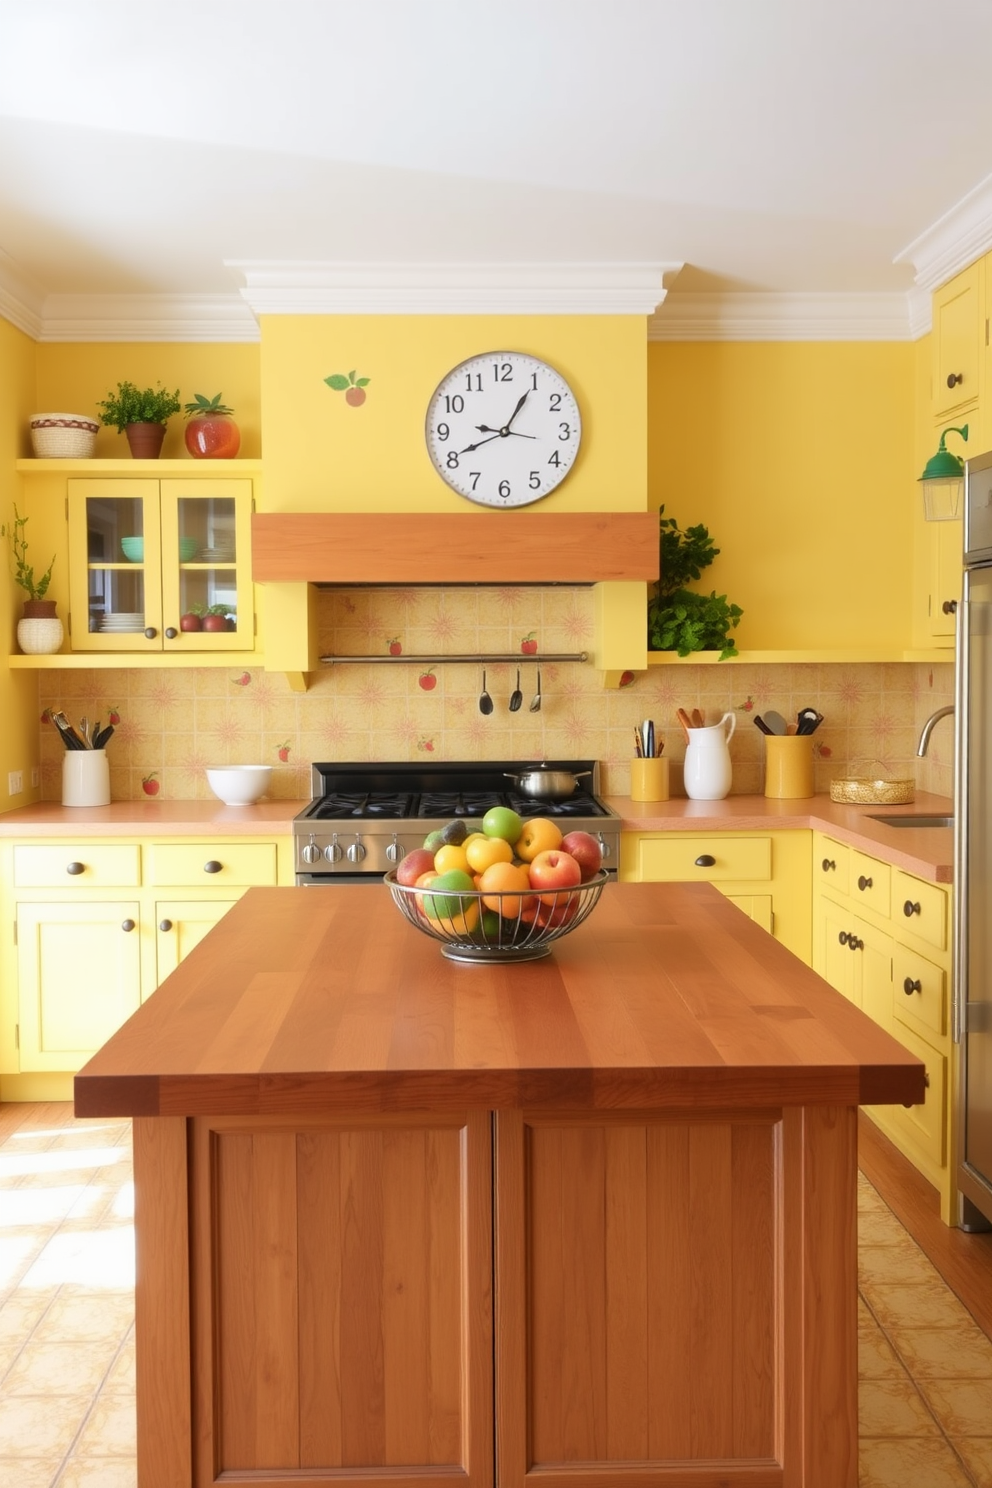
left=0, top=791, right=954, bottom=883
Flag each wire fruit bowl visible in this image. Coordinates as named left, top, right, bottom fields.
left=385, top=868, right=610, bottom=963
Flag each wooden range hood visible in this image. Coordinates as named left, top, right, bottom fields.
left=251, top=511, right=658, bottom=584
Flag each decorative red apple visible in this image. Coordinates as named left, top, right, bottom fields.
left=324, top=370, right=371, bottom=406
left=388, top=638, right=402, bottom=655
left=419, top=669, right=437, bottom=691
left=277, top=742, right=291, bottom=762
left=535, top=895, right=580, bottom=929
left=417, top=737, right=435, bottom=752
left=396, top=848, right=436, bottom=887
left=142, top=774, right=160, bottom=796
left=202, top=614, right=229, bottom=632
left=559, top=831, right=603, bottom=881
left=108, top=707, right=121, bottom=724
left=183, top=393, right=241, bottom=459
left=528, top=848, right=582, bottom=901
left=521, top=632, right=538, bottom=654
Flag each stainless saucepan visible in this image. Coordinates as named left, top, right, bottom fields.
left=504, top=765, right=592, bottom=799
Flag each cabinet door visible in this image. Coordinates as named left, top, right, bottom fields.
left=67, top=480, right=163, bottom=651
left=159, top=480, right=254, bottom=651
left=932, top=262, right=983, bottom=421
left=927, top=519, right=963, bottom=641
left=817, top=895, right=860, bottom=1004
left=17, top=900, right=142, bottom=1070
left=155, top=899, right=238, bottom=984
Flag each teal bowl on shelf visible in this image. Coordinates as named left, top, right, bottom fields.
left=120, top=536, right=143, bottom=562
left=179, top=538, right=198, bottom=562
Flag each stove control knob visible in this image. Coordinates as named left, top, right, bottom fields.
left=301, top=836, right=321, bottom=866
left=324, top=835, right=343, bottom=864
left=596, top=832, right=612, bottom=860
left=385, top=835, right=404, bottom=864
left=347, top=837, right=367, bottom=864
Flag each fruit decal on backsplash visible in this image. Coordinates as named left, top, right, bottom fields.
left=142, top=774, right=159, bottom=797
left=521, top=632, right=538, bottom=654
left=417, top=737, right=436, bottom=752
left=324, top=370, right=371, bottom=407
left=276, top=741, right=291, bottom=763
left=388, top=637, right=402, bottom=655
left=738, top=696, right=755, bottom=713
left=232, top=672, right=251, bottom=687
left=618, top=670, right=636, bottom=688
left=108, top=707, right=121, bottom=725
left=419, top=669, right=437, bottom=691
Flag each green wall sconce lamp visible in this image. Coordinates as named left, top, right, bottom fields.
left=919, top=424, right=968, bottom=521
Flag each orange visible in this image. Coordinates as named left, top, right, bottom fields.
left=478, top=861, right=535, bottom=918
left=433, top=843, right=471, bottom=876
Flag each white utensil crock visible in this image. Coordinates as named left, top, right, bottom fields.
left=62, top=749, right=111, bottom=807
left=683, top=712, right=736, bottom=800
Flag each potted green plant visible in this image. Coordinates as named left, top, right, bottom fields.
left=183, top=393, right=241, bottom=459
left=647, top=506, right=743, bottom=660
left=2, top=505, right=63, bottom=654
left=97, top=381, right=181, bottom=459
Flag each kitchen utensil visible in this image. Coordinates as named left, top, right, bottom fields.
left=386, top=868, right=609, bottom=963
left=529, top=669, right=541, bottom=712
left=93, top=725, right=115, bottom=750
left=479, top=669, right=494, bottom=715
left=645, top=720, right=655, bottom=759
left=763, top=710, right=788, bottom=735
left=509, top=669, right=523, bottom=712
left=79, top=716, right=91, bottom=748
left=797, top=708, right=823, bottom=735
left=634, top=727, right=644, bottom=758
left=753, top=715, right=773, bottom=735
left=52, top=711, right=87, bottom=750
left=691, top=708, right=704, bottom=729
left=676, top=707, right=694, bottom=740
left=504, top=765, right=592, bottom=799
left=683, top=712, right=736, bottom=801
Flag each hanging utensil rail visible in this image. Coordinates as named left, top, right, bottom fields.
left=318, top=651, right=588, bottom=664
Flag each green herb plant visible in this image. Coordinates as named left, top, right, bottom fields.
left=1, top=506, right=55, bottom=600
left=647, top=506, right=743, bottom=660
left=97, top=381, right=182, bottom=432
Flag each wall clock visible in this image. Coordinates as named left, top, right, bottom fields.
left=425, top=351, right=581, bottom=507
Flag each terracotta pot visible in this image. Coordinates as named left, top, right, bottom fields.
left=124, top=421, right=166, bottom=459
left=21, top=598, right=57, bottom=619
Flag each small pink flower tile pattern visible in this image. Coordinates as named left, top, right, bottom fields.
left=34, top=589, right=956, bottom=801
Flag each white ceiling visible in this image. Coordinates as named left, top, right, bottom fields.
left=3, top=0, right=992, bottom=338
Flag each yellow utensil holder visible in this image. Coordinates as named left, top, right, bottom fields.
left=631, top=757, right=669, bottom=802
left=764, top=735, right=814, bottom=799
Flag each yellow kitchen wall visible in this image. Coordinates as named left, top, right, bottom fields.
left=1, top=318, right=45, bottom=814
left=33, top=343, right=262, bottom=459
left=258, top=316, right=647, bottom=511
left=647, top=341, right=916, bottom=650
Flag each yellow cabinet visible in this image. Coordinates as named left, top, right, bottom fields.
left=932, top=261, right=984, bottom=423
left=926, top=519, right=963, bottom=643
left=66, top=477, right=254, bottom=653
left=620, top=828, right=811, bottom=962
left=155, top=899, right=239, bottom=981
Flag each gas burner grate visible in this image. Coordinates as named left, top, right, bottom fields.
left=506, top=792, right=609, bottom=819
left=309, top=792, right=416, bottom=820
left=416, top=791, right=502, bottom=819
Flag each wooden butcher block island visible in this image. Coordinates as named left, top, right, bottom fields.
left=75, top=881, right=924, bottom=1488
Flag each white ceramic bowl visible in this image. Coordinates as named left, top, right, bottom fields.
left=205, top=765, right=272, bottom=805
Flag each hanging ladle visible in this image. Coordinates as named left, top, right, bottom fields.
left=479, top=669, right=494, bottom=715
left=529, top=668, right=542, bottom=713
left=509, top=668, right=523, bottom=712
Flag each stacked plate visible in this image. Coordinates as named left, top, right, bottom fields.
left=199, top=545, right=235, bottom=564
left=98, top=611, right=145, bottom=633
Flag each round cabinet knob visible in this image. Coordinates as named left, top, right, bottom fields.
left=821, top=858, right=836, bottom=873
left=694, top=854, right=716, bottom=868
left=203, top=860, right=222, bottom=874
left=947, top=372, right=964, bottom=388
left=838, top=931, right=849, bottom=945
left=848, top=935, right=861, bottom=952
left=857, top=875, right=873, bottom=892
left=144, top=627, right=157, bottom=640
left=346, top=839, right=367, bottom=864
left=165, top=627, right=178, bottom=639
left=903, top=977, right=922, bottom=995
left=159, top=919, right=173, bottom=932
left=121, top=919, right=136, bottom=933
left=66, top=861, right=85, bottom=876
left=903, top=900, right=922, bottom=918
left=942, top=600, right=958, bottom=616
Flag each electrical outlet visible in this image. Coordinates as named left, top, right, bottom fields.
left=30, top=767, right=40, bottom=788
left=8, top=771, right=24, bottom=795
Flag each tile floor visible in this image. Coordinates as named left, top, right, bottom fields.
left=1, top=1104, right=992, bottom=1487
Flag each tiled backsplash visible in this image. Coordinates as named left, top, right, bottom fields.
left=37, top=588, right=956, bottom=803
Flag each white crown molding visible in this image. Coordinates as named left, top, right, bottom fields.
left=0, top=254, right=45, bottom=339
left=35, top=293, right=259, bottom=343
left=895, top=172, right=992, bottom=294
left=227, top=260, right=683, bottom=316
left=648, top=291, right=915, bottom=342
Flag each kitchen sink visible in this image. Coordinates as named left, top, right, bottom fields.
left=867, top=814, right=954, bottom=829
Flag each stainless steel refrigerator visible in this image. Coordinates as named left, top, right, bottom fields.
left=956, top=451, right=992, bottom=1228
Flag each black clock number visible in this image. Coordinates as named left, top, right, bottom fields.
left=548, top=450, right=561, bottom=467
left=436, top=422, right=449, bottom=442
left=443, top=394, right=464, bottom=413
left=446, top=451, right=460, bottom=469
left=558, top=422, right=571, bottom=441
left=529, top=471, right=541, bottom=489
left=469, top=472, right=481, bottom=490
left=498, top=480, right=511, bottom=499
left=549, top=393, right=562, bottom=411
left=493, top=362, right=513, bottom=382
left=465, top=373, right=483, bottom=392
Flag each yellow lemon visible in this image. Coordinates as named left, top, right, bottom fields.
left=427, top=900, right=480, bottom=937
left=433, top=843, right=471, bottom=876
left=465, top=834, right=514, bottom=874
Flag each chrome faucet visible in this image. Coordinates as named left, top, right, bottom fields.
left=917, top=705, right=954, bottom=757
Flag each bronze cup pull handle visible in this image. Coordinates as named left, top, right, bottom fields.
left=203, top=860, right=223, bottom=874
left=694, top=854, right=716, bottom=867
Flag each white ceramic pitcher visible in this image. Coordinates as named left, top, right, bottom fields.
left=683, top=711, right=736, bottom=801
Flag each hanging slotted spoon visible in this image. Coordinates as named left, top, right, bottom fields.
left=479, top=669, right=494, bottom=715
left=529, top=668, right=542, bottom=713
left=509, top=668, right=523, bottom=712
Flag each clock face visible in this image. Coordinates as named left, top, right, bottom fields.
left=425, top=351, right=581, bottom=507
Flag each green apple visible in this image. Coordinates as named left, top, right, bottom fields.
left=422, top=869, right=475, bottom=919
left=482, top=806, right=523, bottom=845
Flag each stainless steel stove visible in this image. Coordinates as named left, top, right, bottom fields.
left=293, top=760, right=620, bottom=883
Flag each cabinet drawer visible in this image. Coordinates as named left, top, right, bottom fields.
left=851, top=852, right=891, bottom=918
left=892, top=870, right=948, bottom=952
left=893, top=944, right=947, bottom=1042
left=815, top=835, right=850, bottom=896
left=13, top=844, right=141, bottom=889
left=146, top=841, right=278, bottom=887
left=882, top=1020, right=946, bottom=1168
left=636, top=835, right=771, bottom=883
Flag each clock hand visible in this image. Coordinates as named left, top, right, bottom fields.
left=458, top=433, right=502, bottom=454
left=473, top=425, right=537, bottom=440
left=504, top=391, right=530, bottom=430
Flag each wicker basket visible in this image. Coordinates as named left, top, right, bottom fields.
left=29, top=413, right=99, bottom=459
left=829, top=760, right=915, bottom=805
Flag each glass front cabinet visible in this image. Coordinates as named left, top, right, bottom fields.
left=67, top=478, right=254, bottom=653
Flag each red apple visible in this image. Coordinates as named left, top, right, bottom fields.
left=180, top=613, right=202, bottom=632
left=278, top=744, right=291, bottom=762
left=419, top=669, right=437, bottom=691
left=108, top=707, right=121, bottom=724
left=396, top=848, right=436, bottom=887
left=345, top=386, right=367, bottom=407
left=560, top=831, right=603, bottom=881
left=535, top=895, right=579, bottom=929
left=142, top=774, right=159, bottom=796
left=521, top=633, right=538, bottom=654
left=528, top=849, right=582, bottom=902
left=619, top=670, right=635, bottom=688
left=185, top=414, right=240, bottom=459
left=389, top=638, right=402, bottom=655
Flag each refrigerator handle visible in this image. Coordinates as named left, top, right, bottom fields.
left=953, top=585, right=969, bottom=1045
